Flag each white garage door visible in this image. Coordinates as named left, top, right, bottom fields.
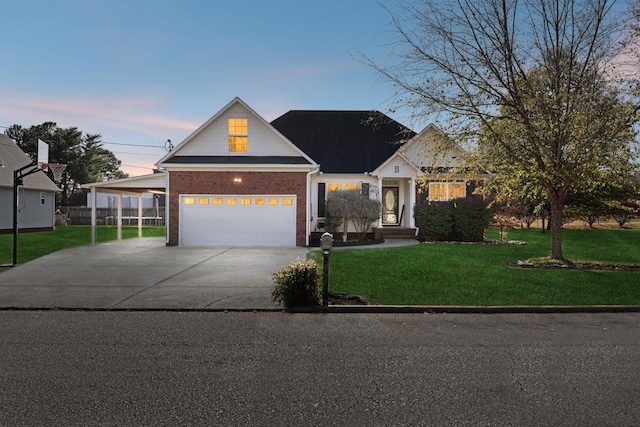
left=180, top=195, right=297, bottom=246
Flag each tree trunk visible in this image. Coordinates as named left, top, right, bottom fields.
left=549, top=198, right=564, bottom=260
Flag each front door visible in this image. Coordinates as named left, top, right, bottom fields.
left=382, top=187, right=399, bottom=225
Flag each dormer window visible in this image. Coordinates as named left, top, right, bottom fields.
left=228, top=118, right=248, bottom=152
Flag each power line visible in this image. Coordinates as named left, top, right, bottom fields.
left=102, top=141, right=164, bottom=149
left=112, top=151, right=160, bottom=157
left=121, top=164, right=157, bottom=170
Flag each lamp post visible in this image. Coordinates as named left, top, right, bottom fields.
left=320, top=232, right=333, bottom=307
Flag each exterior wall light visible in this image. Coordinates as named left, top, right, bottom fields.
left=233, top=177, right=242, bottom=183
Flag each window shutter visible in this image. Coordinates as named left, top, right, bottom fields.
left=361, top=183, right=370, bottom=197
left=318, top=183, right=326, bottom=217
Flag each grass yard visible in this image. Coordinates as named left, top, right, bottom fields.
left=0, top=225, right=165, bottom=269
left=311, top=228, right=640, bottom=306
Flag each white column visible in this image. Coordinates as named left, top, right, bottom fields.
left=90, top=188, right=97, bottom=245
left=137, top=193, right=143, bottom=237
left=377, top=177, right=383, bottom=228
left=410, top=177, right=416, bottom=228
left=117, top=193, right=123, bottom=240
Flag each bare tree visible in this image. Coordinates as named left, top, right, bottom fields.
left=367, top=0, right=640, bottom=260
left=327, top=189, right=381, bottom=241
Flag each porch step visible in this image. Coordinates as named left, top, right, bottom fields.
left=376, top=227, right=417, bottom=240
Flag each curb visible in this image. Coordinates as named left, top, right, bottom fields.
left=2, top=305, right=640, bottom=314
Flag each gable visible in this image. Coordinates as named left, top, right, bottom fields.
left=158, top=98, right=315, bottom=168
left=400, top=125, right=467, bottom=169
left=373, top=124, right=468, bottom=177
left=271, top=110, right=415, bottom=173
left=375, top=154, right=421, bottom=177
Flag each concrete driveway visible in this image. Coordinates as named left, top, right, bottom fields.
left=0, top=238, right=310, bottom=310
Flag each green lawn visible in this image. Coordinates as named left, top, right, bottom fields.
left=0, top=225, right=165, bottom=268
left=311, top=228, right=640, bottom=306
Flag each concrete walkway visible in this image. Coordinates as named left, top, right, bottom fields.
left=0, top=238, right=310, bottom=310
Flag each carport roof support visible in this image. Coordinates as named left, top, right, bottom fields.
left=82, top=172, right=167, bottom=245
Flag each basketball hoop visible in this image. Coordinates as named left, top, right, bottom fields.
left=43, top=163, right=67, bottom=183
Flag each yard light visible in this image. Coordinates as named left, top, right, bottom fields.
left=320, top=232, right=333, bottom=307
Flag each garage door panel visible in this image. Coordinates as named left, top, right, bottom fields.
left=180, top=195, right=296, bottom=246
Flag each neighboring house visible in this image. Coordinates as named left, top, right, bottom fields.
left=0, top=134, right=60, bottom=234
left=84, top=97, right=485, bottom=246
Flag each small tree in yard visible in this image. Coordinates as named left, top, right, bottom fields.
left=492, top=199, right=530, bottom=240
left=327, top=189, right=381, bottom=241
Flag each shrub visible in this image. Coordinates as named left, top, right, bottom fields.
left=453, top=196, right=492, bottom=241
left=271, top=260, right=320, bottom=307
left=413, top=201, right=454, bottom=241
left=414, top=196, right=492, bottom=242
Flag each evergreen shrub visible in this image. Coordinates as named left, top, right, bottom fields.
left=453, top=196, right=493, bottom=241
left=413, top=201, right=454, bottom=241
left=271, top=260, right=320, bottom=307
left=414, top=196, right=492, bottom=242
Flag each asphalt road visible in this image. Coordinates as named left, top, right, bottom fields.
left=1, top=311, right=639, bottom=426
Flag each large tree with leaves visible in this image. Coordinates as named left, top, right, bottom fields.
left=369, top=0, right=640, bottom=260
left=5, top=122, right=128, bottom=206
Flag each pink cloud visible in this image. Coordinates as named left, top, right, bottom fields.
left=0, top=91, right=199, bottom=138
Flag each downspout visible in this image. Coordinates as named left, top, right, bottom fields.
left=164, top=171, right=170, bottom=245
left=306, top=166, right=321, bottom=246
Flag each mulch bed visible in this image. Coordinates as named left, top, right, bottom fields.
left=329, top=292, right=371, bottom=305
left=509, top=260, right=640, bottom=271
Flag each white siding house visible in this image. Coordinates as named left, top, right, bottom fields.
left=0, top=134, right=60, bottom=233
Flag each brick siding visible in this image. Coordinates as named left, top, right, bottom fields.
left=168, top=171, right=307, bottom=246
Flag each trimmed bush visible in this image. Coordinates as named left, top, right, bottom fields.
left=453, top=196, right=492, bottom=241
left=414, top=196, right=492, bottom=242
left=413, top=201, right=455, bottom=241
left=271, top=260, right=320, bottom=307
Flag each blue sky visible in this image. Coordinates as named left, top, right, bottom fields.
left=0, top=0, right=408, bottom=176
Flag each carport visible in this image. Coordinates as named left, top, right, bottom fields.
left=81, top=172, right=167, bottom=245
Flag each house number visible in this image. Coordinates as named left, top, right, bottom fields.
left=394, top=166, right=400, bottom=173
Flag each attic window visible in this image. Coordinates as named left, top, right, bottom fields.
left=228, top=118, right=248, bottom=152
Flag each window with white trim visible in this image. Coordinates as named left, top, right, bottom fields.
left=428, top=182, right=466, bottom=201
left=228, top=118, right=248, bottom=152
left=40, top=192, right=46, bottom=205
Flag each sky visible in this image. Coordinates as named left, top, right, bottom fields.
left=0, top=0, right=410, bottom=177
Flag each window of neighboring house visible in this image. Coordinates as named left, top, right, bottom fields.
left=40, top=192, right=46, bottom=205
left=428, top=182, right=466, bottom=201
left=228, top=118, right=248, bottom=152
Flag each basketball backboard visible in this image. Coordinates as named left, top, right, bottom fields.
left=37, top=139, right=49, bottom=170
